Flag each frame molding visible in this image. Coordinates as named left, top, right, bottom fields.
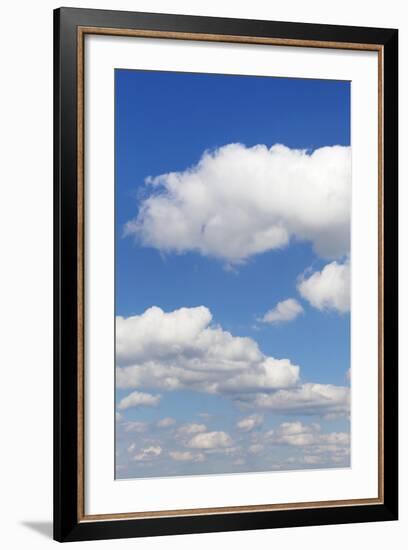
left=54, top=7, right=398, bottom=542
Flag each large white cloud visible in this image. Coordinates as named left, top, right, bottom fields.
left=116, top=306, right=260, bottom=368
left=116, top=306, right=300, bottom=394
left=298, top=261, right=350, bottom=313
left=260, top=298, right=304, bottom=324
left=125, top=143, right=351, bottom=263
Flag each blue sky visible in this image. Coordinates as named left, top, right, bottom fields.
left=115, top=69, right=351, bottom=479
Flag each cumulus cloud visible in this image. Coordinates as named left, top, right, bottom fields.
left=260, top=298, right=304, bottom=324
left=273, top=421, right=351, bottom=467
left=116, top=307, right=349, bottom=418
left=169, top=451, right=205, bottom=462
left=268, top=422, right=350, bottom=459
left=248, top=444, right=264, bottom=454
left=118, top=390, right=161, bottom=410
left=123, top=421, right=148, bottom=433
left=236, top=414, right=263, bottom=432
left=288, top=446, right=349, bottom=467
left=133, top=445, right=162, bottom=461
left=187, top=431, right=233, bottom=449
left=302, top=455, right=323, bottom=465
left=177, top=423, right=207, bottom=436
left=240, top=383, right=350, bottom=417
left=124, top=143, right=351, bottom=263
left=157, top=417, right=176, bottom=428
left=268, top=421, right=321, bottom=446
left=298, top=261, right=350, bottom=313
left=116, top=306, right=300, bottom=394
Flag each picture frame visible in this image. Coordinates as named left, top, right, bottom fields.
left=54, top=7, right=398, bottom=542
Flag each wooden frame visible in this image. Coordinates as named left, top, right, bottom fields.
left=54, top=7, right=398, bottom=542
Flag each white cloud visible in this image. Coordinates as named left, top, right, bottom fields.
left=133, top=446, right=162, bottom=461
left=118, top=390, right=161, bottom=410
left=198, top=412, right=212, bottom=420
left=298, top=261, right=350, bottom=313
left=267, top=421, right=350, bottom=460
left=268, top=421, right=321, bottom=446
left=127, top=443, right=136, bottom=453
left=187, top=431, right=233, bottom=449
left=236, top=414, right=263, bottom=432
left=169, top=451, right=205, bottom=462
left=260, top=298, right=303, bottom=324
left=116, top=307, right=349, bottom=418
left=177, top=423, right=207, bottom=436
left=306, top=455, right=324, bottom=464
left=125, top=143, right=351, bottom=263
left=123, top=421, right=148, bottom=433
left=157, top=417, right=176, bottom=428
left=278, top=422, right=350, bottom=467
left=320, top=432, right=350, bottom=446
left=248, top=444, right=264, bottom=454
left=116, top=306, right=300, bottom=394
left=241, top=383, right=350, bottom=417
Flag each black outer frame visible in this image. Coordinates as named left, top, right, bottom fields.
left=54, top=7, right=398, bottom=543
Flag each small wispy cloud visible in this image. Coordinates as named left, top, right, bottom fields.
left=259, top=298, right=303, bottom=325
left=157, top=417, right=176, bottom=428
left=236, top=414, right=263, bottom=432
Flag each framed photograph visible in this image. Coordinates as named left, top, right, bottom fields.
left=54, top=7, right=398, bottom=542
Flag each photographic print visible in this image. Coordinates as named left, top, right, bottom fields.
left=115, top=69, right=351, bottom=480
left=55, top=8, right=398, bottom=541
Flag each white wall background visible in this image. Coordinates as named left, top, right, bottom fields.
left=0, top=0, right=405, bottom=547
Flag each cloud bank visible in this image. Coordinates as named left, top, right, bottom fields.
left=116, top=306, right=300, bottom=394
left=125, top=143, right=351, bottom=263
left=116, top=306, right=349, bottom=418
left=267, top=421, right=350, bottom=465
left=117, top=417, right=349, bottom=476
left=241, top=383, right=350, bottom=417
